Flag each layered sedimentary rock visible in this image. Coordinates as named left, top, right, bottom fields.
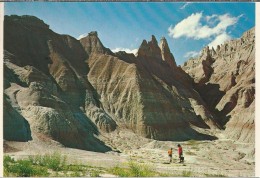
left=4, top=15, right=112, bottom=152
left=80, top=31, right=113, bottom=56
left=4, top=15, right=254, bottom=152
left=4, top=15, right=219, bottom=144
left=83, top=33, right=219, bottom=141
left=182, top=28, right=255, bottom=143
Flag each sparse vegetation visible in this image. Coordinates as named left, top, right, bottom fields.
left=90, top=169, right=100, bottom=177
left=4, top=155, right=49, bottom=177
left=5, top=154, right=164, bottom=177
left=159, top=172, right=171, bottom=177
left=186, top=140, right=198, bottom=145
left=109, top=165, right=130, bottom=177
left=28, top=152, right=67, bottom=171
left=109, top=161, right=159, bottom=177
left=4, top=153, right=93, bottom=177
left=2, top=152, right=234, bottom=177
left=204, top=173, right=226, bottom=177
left=70, top=171, right=82, bottom=177
left=182, top=170, right=192, bottom=177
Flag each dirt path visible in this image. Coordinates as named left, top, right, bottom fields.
left=4, top=129, right=255, bottom=177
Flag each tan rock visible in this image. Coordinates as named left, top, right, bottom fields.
left=86, top=36, right=219, bottom=140
left=4, top=15, right=114, bottom=151
left=159, top=37, right=177, bottom=69
left=80, top=31, right=113, bottom=56
left=182, top=27, right=255, bottom=143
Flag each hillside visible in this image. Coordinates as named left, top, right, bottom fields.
left=3, top=15, right=255, bottom=177
left=4, top=15, right=254, bottom=154
left=182, top=27, right=255, bottom=143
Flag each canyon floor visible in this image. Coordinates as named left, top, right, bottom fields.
left=4, top=129, right=255, bottom=177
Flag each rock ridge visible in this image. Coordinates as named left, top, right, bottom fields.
left=182, top=27, right=255, bottom=143
left=80, top=31, right=113, bottom=56
left=137, top=35, right=177, bottom=70
left=4, top=15, right=255, bottom=155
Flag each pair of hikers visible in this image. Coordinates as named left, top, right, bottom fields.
left=168, top=144, right=184, bottom=163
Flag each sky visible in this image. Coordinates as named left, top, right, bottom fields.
left=4, top=2, right=255, bottom=65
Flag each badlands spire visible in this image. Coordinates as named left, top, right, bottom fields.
left=159, top=37, right=177, bottom=69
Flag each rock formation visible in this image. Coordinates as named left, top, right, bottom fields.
left=182, top=27, right=255, bottom=143
left=3, top=15, right=254, bottom=152
left=4, top=15, right=112, bottom=152
left=84, top=33, right=220, bottom=141
left=80, top=31, right=113, bottom=56
left=4, top=93, right=32, bottom=142
left=159, top=37, right=177, bottom=69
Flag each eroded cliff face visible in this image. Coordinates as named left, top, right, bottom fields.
left=4, top=15, right=254, bottom=152
left=82, top=32, right=220, bottom=141
left=4, top=15, right=112, bottom=152
left=182, top=28, right=255, bottom=143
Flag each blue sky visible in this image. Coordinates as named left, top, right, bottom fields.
left=5, top=2, right=255, bottom=65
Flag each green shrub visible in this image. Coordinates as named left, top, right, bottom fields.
left=28, top=152, right=67, bottom=171
left=4, top=155, right=15, bottom=164
left=4, top=155, right=15, bottom=172
left=129, top=161, right=156, bottom=177
left=128, top=161, right=149, bottom=177
left=65, top=164, right=86, bottom=172
left=13, top=159, right=32, bottom=176
left=109, top=166, right=130, bottom=177
left=205, top=173, right=226, bottom=177
left=70, top=171, right=82, bottom=177
left=6, top=159, right=49, bottom=177
left=45, top=152, right=66, bottom=171
left=110, top=162, right=157, bottom=177
left=90, top=170, right=100, bottom=177
left=159, top=172, right=171, bottom=177
left=28, top=154, right=43, bottom=165
left=182, top=170, right=192, bottom=177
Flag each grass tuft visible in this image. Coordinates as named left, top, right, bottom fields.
left=186, top=140, right=198, bottom=145
left=109, top=161, right=157, bottom=177
left=4, top=153, right=105, bottom=177
left=4, top=156, right=49, bottom=177
left=204, top=173, right=226, bottom=177
left=90, top=169, right=100, bottom=177
left=28, top=152, right=67, bottom=171
left=109, top=165, right=130, bottom=177
left=182, top=170, right=192, bottom=177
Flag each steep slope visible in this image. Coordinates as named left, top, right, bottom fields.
left=82, top=33, right=219, bottom=141
left=159, top=37, right=177, bottom=70
left=4, top=93, right=32, bottom=142
left=4, top=15, right=112, bottom=152
left=5, top=15, right=231, bottom=151
left=80, top=31, right=113, bottom=56
left=182, top=27, right=255, bottom=143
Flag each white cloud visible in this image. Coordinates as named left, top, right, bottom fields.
left=208, top=32, right=231, bottom=49
left=168, top=12, right=242, bottom=40
left=180, top=2, right=192, bottom=10
left=77, top=33, right=88, bottom=40
left=168, top=12, right=202, bottom=39
left=184, top=51, right=200, bottom=58
left=112, top=48, right=138, bottom=55
left=205, top=14, right=218, bottom=22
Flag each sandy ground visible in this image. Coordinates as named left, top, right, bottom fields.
left=4, top=129, right=255, bottom=177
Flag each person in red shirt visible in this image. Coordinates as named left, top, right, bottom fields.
left=178, top=144, right=184, bottom=163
